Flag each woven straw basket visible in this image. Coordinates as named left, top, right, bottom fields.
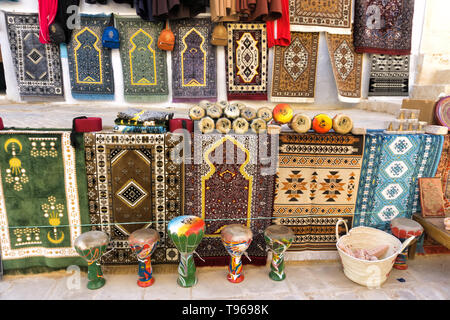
left=335, top=219, right=415, bottom=288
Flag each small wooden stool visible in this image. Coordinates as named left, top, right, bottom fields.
left=391, top=218, right=424, bottom=270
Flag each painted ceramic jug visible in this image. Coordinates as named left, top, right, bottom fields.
left=74, top=231, right=109, bottom=290
left=128, top=228, right=160, bottom=287
left=220, top=224, right=253, bottom=283
left=168, top=215, right=205, bottom=287
left=264, top=225, right=294, bottom=281
left=390, top=218, right=423, bottom=270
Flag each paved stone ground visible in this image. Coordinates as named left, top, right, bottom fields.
left=1, top=255, right=448, bottom=300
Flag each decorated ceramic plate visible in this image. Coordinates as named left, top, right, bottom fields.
left=435, top=96, right=450, bottom=128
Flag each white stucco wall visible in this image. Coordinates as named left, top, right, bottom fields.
left=0, top=0, right=427, bottom=110
left=415, top=0, right=450, bottom=86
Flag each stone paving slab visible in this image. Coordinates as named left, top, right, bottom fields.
left=0, top=255, right=448, bottom=300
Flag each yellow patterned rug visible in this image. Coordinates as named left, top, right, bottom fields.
left=271, top=32, right=319, bottom=103
left=326, top=32, right=363, bottom=103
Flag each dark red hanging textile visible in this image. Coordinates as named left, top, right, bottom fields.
left=353, top=0, right=415, bottom=55
left=38, top=0, right=58, bottom=44
left=266, top=0, right=290, bottom=48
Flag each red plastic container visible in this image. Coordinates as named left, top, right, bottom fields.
left=74, top=117, right=102, bottom=132
left=169, top=118, right=193, bottom=133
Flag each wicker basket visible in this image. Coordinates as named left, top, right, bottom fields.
left=335, top=219, right=415, bottom=288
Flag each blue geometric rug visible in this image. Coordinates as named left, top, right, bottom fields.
left=5, top=12, right=64, bottom=101
left=354, top=132, right=444, bottom=231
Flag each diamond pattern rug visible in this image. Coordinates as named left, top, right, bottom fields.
left=226, top=23, right=268, bottom=100
left=354, top=132, right=444, bottom=231
left=5, top=12, right=64, bottom=101
left=84, top=133, right=184, bottom=264
left=271, top=32, right=319, bottom=103
left=326, top=32, right=363, bottom=103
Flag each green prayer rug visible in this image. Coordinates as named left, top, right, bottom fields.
left=116, top=17, right=169, bottom=102
left=67, top=14, right=115, bottom=100
left=0, top=130, right=90, bottom=272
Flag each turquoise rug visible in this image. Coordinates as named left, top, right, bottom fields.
left=354, top=133, right=444, bottom=231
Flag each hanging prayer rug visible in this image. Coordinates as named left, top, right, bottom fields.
left=271, top=32, right=319, bottom=103
left=354, top=133, right=444, bottom=231
left=353, top=0, right=415, bottom=55
left=0, top=130, right=89, bottom=271
left=84, top=133, right=184, bottom=264
left=67, top=15, right=115, bottom=100
left=5, top=13, right=64, bottom=101
left=184, top=133, right=276, bottom=266
left=368, top=54, right=409, bottom=96
left=289, top=0, right=352, bottom=35
left=273, top=133, right=365, bottom=252
left=226, top=23, right=268, bottom=101
left=171, top=19, right=217, bottom=102
left=326, top=33, right=363, bottom=103
left=116, top=17, right=168, bottom=102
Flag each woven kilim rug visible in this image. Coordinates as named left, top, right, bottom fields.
left=116, top=17, right=168, bottom=102
left=273, top=133, right=365, bottom=255
left=271, top=32, right=319, bottom=103
left=185, top=133, right=276, bottom=266
left=171, top=19, right=217, bottom=102
left=435, top=135, right=450, bottom=213
left=67, top=15, right=114, bottom=100
left=368, top=54, right=409, bottom=96
left=417, top=234, right=450, bottom=256
left=326, top=33, right=363, bottom=103
left=5, top=12, right=64, bottom=101
left=354, top=0, right=415, bottom=55
left=84, top=133, right=184, bottom=264
left=226, top=23, right=268, bottom=101
left=289, top=0, right=352, bottom=34
left=0, top=130, right=89, bottom=271
left=354, top=133, right=444, bottom=231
